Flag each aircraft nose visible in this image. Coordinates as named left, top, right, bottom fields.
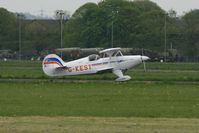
left=141, top=56, right=150, bottom=61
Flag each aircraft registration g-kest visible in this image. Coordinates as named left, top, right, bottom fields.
left=42, top=48, right=149, bottom=81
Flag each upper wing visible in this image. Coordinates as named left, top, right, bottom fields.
left=99, top=47, right=121, bottom=57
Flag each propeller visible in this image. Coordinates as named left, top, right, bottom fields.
left=143, top=58, right=146, bottom=72
left=141, top=49, right=149, bottom=72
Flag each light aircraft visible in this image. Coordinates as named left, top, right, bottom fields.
left=42, top=48, right=149, bottom=81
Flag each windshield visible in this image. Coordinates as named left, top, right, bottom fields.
left=113, top=50, right=123, bottom=57
left=88, top=54, right=100, bottom=61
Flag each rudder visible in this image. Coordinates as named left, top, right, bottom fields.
left=42, top=54, right=65, bottom=76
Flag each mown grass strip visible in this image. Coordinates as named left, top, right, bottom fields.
left=0, top=82, right=199, bottom=118
left=0, top=116, right=199, bottom=133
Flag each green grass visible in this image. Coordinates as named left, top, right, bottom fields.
left=0, top=81, right=199, bottom=118
left=0, top=61, right=43, bottom=78
left=0, top=61, right=199, bottom=132
left=136, top=62, right=199, bottom=71
left=0, top=61, right=199, bottom=82
left=0, top=61, right=199, bottom=118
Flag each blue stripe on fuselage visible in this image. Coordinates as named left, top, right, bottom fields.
left=91, top=60, right=125, bottom=66
left=45, top=58, right=64, bottom=66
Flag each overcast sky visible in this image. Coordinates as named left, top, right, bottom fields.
left=0, top=0, right=198, bottom=17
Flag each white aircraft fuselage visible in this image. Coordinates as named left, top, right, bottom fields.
left=42, top=48, right=149, bottom=81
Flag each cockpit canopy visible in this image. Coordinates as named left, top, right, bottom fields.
left=113, top=51, right=123, bottom=56
left=88, top=49, right=123, bottom=61
left=88, top=54, right=100, bottom=61
left=101, top=50, right=123, bottom=58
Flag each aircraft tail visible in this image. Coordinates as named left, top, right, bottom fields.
left=42, top=54, right=65, bottom=76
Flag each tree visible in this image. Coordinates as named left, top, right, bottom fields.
left=182, top=9, right=199, bottom=56
left=0, top=8, right=17, bottom=50
left=24, top=20, right=60, bottom=53
left=64, top=0, right=166, bottom=51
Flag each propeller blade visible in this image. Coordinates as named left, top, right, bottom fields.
left=143, top=60, right=146, bottom=72
left=141, top=55, right=149, bottom=72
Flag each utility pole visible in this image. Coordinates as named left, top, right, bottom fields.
left=17, top=14, right=22, bottom=60
left=164, top=13, right=167, bottom=62
left=111, top=19, right=114, bottom=48
left=56, top=10, right=65, bottom=58
left=39, top=9, right=44, bottom=18
left=111, top=10, right=118, bottom=48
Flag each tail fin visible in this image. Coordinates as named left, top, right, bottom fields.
left=42, top=54, right=65, bottom=76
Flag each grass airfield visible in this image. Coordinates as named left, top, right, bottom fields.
left=1, top=117, right=199, bottom=133
left=0, top=61, right=199, bottom=132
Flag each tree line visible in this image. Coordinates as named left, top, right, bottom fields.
left=0, top=0, right=199, bottom=59
left=0, top=8, right=61, bottom=57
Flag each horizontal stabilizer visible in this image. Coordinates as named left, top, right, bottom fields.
left=56, top=66, right=70, bottom=71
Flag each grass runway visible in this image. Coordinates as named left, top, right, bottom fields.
left=1, top=117, right=199, bottom=133
left=0, top=81, right=199, bottom=118
left=0, top=61, right=199, bottom=132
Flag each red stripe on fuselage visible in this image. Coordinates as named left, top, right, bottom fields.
left=44, top=61, right=62, bottom=66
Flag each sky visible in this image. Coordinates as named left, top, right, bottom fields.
left=0, top=0, right=199, bottom=17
